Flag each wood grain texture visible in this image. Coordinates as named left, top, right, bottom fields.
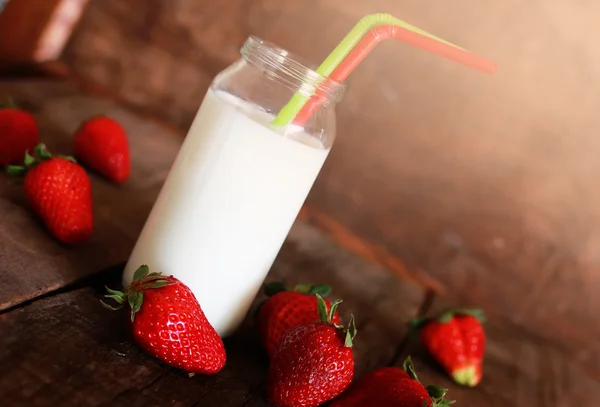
left=0, top=221, right=424, bottom=407
left=61, top=0, right=600, bottom=353
left=0, top=80, right=181, bottom=311
left=399, top=298, right=600, bottom=407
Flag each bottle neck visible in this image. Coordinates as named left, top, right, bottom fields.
left=240, top=36, right=345, bottom=105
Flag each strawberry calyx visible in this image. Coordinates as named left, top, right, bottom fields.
left=409, top=307, right=486, bottom=330
left=435, top=308, right=486, bottom=324
left=6, top=143, right=76, bottom=177
left=101, top=264, right=174, bottom=322
left=0, top=95, right=17, bottom=109
left=263, top=281, right=332, bottom=297
left=402, top=356, right=455, bottom=407
left=315, top=293, right=357, bottom=348
left=254, top=281, right=333, bottom=318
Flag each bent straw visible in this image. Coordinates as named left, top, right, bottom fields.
left=271, top=13, right=497, bottom=127
left=292, top=24, right=497, bottom=126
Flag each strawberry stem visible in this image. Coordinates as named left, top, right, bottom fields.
left=403, top=356, right=420, bottom=381
left=315, top=294, right=357, bottom=348
left=409, top=308, right=487, bottom=331
left=436, top=308, right=486, bottom=324
left=101, top=264, right=174, bottom=321
left=6, top=143, right=78, bottom=179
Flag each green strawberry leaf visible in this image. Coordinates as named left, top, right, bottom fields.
left=6, top=165, right=26, bottom=176
left=308, top=284, right=332, bottom=297
left=127, top=290, right=138, bottom=316
left=23, top=151, right=36, bottom=167
left=329, top=299, right=342, bottom=323
left=264, top=281, right=287, bottom=297
left=408, top=316, right=430, bottom=332
left=35, top=143, right=52, bottom=160
left=60, top=155, right=77, bottom=163
left=146, top=280, right=171, bottom=289
left=453, top=308, right=487, bottom=323
left=403, top=356, right=419, bottom=381
left=104, top=294, right=125, bottom=304
left=344, top=314, right=357, bottom=348
left=294, top=283, right=312, bottom=294
left=436, top=308, right=487, bottom=324
left=105, top=286, right=124, bottom=296
left=426, top=385, right=447, bottom=399
left=131, top=291, right=143, bottom=317
left=316, top=293, right=329, bottom=323
left=100, top=300, right=123, bottom=311
left=133, top=264, right=150, bottom=281
left=437, top=311, right=454, bottom=323
left=147, top=272, right=162, bottom=277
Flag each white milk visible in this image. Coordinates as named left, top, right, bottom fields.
left=123, top=89, right=330, bottom=337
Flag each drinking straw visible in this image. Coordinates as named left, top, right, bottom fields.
left=271, top=13, right=497, bottom=127
left=292, top=24, right=497, bottom=126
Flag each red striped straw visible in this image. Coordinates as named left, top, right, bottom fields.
left=293, top=24, right=497, bottom=126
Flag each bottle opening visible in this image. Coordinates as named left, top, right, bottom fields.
left=241, top=36, right=345, bottom=103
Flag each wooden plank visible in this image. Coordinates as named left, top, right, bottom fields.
left=0, top=79, right=182, bottom=311
left=398, top=297, right=600, bottom=407
left=0, top=221, right=425, bottom=406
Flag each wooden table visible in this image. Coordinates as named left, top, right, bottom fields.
left=1, top=79, right=598, bottom=407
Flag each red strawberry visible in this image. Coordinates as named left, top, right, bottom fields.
left=102, top=265, right=226, bottom=374
left=0, top=98, right=39, bottom=166
left=411, top=308, right=486, bottom=387
left=267, top=294, right=355, bottom=407
left=256, top=282, right=341, bottom=358
left=74, top=115, right=130, bottom=184
left=330, top=357, right=454, bottom=407
left=7, top=144, right=93, bottom=245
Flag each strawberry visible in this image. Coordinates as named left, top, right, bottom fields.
left=267, top=294, right=355, bottom=407
left=7, top=144, right=93, bottom=245
left=73, top=115, right=130, bottom=184
left=410, top=308, right=486, bottom=387
left=102, top=265, right=226, bottom=374
left=0, top=98, right=39, bottom=166
left=256, top=282, right=341, bottom=358
left=330, top=357, right=454, bottom=407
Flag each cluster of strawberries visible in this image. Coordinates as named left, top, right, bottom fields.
left=3, top=96, right=486, bottom=406
left=104, top=268, right=486, bottom=407
left=0, top=97, right=130, bottom=245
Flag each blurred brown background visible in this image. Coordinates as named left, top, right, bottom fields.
left=2, top=0, right=599, bottom=367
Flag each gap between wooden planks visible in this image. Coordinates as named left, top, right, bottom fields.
left=0, top=78, right=441, bottom=314
left=0, top=221, right=430, bottom=407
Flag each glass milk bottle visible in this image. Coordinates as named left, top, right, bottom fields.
left=123, top=36, right=345, bottom=337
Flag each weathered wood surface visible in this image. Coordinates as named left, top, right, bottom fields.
left=0, top=80, right=181, bottom=311
left=1, top=77, right=598, bottom=406
left=0, top=221, right=424, bottom=407
left=0, top=78, right=427, bottom=405
left=399, top=297, right=600, bottom=407
left=61, top=0, right=600, bottom=356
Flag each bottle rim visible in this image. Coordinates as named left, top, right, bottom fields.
left=240, top=36, right=346, bottom=103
